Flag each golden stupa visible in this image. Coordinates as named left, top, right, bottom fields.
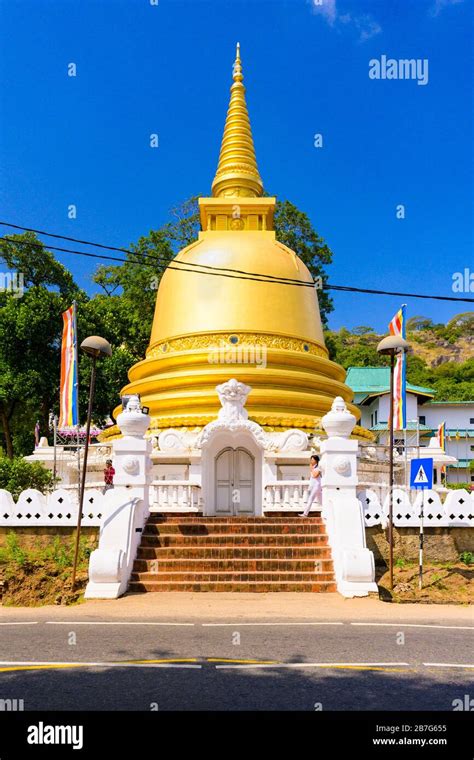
left=114, top=44, right=361, bottom=435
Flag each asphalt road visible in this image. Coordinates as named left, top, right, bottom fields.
left=0, top=618, right=472, bottom=711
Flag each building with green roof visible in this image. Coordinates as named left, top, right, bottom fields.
left=345, top=366, right=474, bottom=486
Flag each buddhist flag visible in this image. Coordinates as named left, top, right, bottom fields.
left=389, top=305, right=406, bottom=338
left=59, top=303, right=79, bottom=428
left=437, top=422, right=446, bottom=451
left=389, top=305, right=407, bottom=431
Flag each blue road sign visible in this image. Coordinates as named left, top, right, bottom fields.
left=410, top=458, right=433, bottom=489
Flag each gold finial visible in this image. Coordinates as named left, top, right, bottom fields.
left=211, top=44, right=263, bottom=198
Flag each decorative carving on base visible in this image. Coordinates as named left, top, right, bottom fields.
left=122, top=456, right=140, bottom=476
left=216, top=379, right=251, bottom=422
left=195, top=380, right=310, bottom=453
left=146, top=333, right=327, bottom=359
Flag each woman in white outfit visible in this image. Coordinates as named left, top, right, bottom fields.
left=300, top=454, right=322, bottom=517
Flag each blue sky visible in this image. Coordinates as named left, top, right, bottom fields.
left=0, top=0, right=472, bottom=331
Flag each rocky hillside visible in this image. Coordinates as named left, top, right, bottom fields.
left=325, top=313, right=474, bottom=401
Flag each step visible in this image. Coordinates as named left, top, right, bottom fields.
left=140, top=534, right=328, bottom=547
left=142, top=523, right=326, bottom=536
left=133, top=557, right=333, bottom=573
left=128, top=580, right=337, bottom=593
left=147, top=515, right=323, bottom=524
left=136, top=545, right=330, bottom=560
left=131, top=570, right=335, bottom=583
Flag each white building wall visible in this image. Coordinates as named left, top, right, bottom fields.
left=375, top=393, right=419, bottom=426
left=421, top=404, right=474, bottom=485
left=422, top=404, right=474, bottom=430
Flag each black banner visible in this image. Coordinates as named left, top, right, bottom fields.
left=0, top=711, right=471, bottom=757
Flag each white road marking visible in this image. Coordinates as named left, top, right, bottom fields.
left=45, top=621, right=195, bottom=626
left=215, top=661, right=410, bottom=669
left=423, top=663, right=474, bottom=669
left=351, top=623, right=474, bottom=630
left=202, top=622, right=344, bottom=627
left=0, top=622, right=39, bottom=626
left=0, top=660, right=201, bottom=669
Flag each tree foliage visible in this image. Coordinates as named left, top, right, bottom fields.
left=325, top=317, right=474, bottom=402
left=273, top=199, right=333, bottom=324
left=0, top=457, right=56, bottom=500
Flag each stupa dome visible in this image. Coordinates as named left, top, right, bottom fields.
left=110, top=44, right=362, bottom=436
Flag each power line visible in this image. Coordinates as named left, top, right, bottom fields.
left=0, top=222, right=473, bottom=303
left=325, top=284, right=473, bottom=303
left=0, top=236, right=314, bottom=288
left=0, top=221, right=312, bottom=287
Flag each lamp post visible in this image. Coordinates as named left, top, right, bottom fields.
left=71, top=336, right=112, bottom=592
left=377, top=334, right=409, bottom=591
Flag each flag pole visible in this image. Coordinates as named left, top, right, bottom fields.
left=72, top=301, right=81, bottom=503
left=53, top=416, right=57, bottom=480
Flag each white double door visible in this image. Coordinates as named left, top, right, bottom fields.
left=215, top=447, right=255, bottom=515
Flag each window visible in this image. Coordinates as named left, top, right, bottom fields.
left=371, top=413, right=374, bottom=427
left=470, top=418, right=474, bottom=425
left=419, top=416, right=426, bottom=425
left=394, top=438, right=404, bottom=455
left=374, top=410, right=378, bottom=425
left=470, top=445, right=474, bottom=452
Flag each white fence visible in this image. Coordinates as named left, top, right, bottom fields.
left=358, top=487, right=474, bottom=528
left=1, top=483, right=472, bottom=528
left=149, top=481, right=202, bottom=512
left=0, top=481, right=203, bottom=526
left=0, top=487, right=105, bottom=527
left=264, top=481, right=316, bottom=511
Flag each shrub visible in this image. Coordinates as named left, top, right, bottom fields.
left=0, top=457, right=57, bottom=500
left=1, top=532, right=28, bottom=565
left=460, top=551, right=473, bottom=566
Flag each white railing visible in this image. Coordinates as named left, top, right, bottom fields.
left=149, top=481, right=202, bottom=512
left=264, top=480, right=320, bottom=512
left=0, top=487, right=105, bottom=527
left=1, top=482, right=471, bottom=526
left=358, top=487, right=474, bottom=528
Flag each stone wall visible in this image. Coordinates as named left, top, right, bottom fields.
left=367, top=526, right=474, bottom=565
left=0, top=526, right=98, bottom=550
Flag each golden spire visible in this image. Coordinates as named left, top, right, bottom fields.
left=211, top=43, right=263, bottom=198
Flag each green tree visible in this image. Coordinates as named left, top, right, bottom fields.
left=93, top=229, right=174, bottom=357
left=324, top=326, right=386, bottom=368
left=273, top=199, right=333, bottom=324
left=0, top=282, right=70, bottom=458
left=163, top=195, right=201, bottom=252
left=0, top=233, right=83, bottom=457
left=406, top=316, right=434, bottom=332
left=0, top=456, right=56, bottom=500
left=0, top=231, right=77, bottom=298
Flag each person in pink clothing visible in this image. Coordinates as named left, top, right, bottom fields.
left=300, top=454, right=322, bottom=517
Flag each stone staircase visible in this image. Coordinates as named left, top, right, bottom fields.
left=128, top=515, right=336, bottom=592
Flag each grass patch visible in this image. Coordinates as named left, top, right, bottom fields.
left=377, top=560, right=474, bottom=604
left=0, top=532, right=95, bottom=606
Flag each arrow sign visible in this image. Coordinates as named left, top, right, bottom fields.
left=410, top=458, right=433, bottom=490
